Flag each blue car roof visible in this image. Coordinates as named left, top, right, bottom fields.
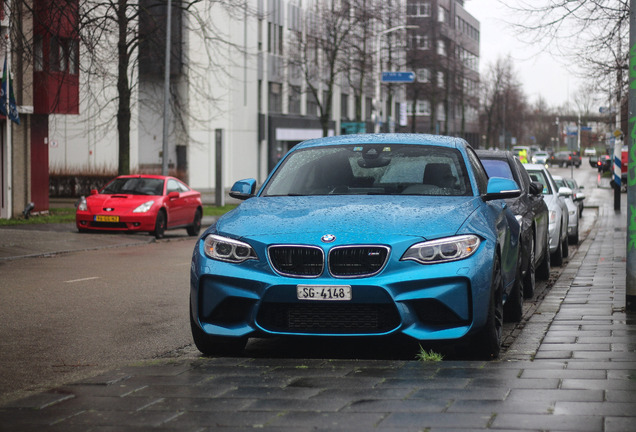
left=293, top=133, right=467, bottom=150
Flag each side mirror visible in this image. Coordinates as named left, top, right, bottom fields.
left=529, top=181, right=543, bottom=196
left=90, top=189, right=98, bottom=195
left=483, top=177, right=521, bottom=201
left=229, top=178, right=257, bottom=200
left=558, top=186, right=572, bottom=198
left=168, top=191, right=180, bottom=199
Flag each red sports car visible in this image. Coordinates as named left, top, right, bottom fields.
left=76, top=175, right=203, bottom=239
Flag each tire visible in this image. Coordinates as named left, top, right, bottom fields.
left=536, top=231, right=551, bottom=281
left=505, top=273, right=524, bottom=323
left=471, top=255, right=503, bottom=360
left=522, top=238, right=536, bottom=299
left=187, top=209, right=202, bottom=237
left=551, top=229, right=564, bottom=267
left=190, top=306, right=247, bottom=356
left=153, top=210, right=166, bottom=239
left=569, top=229, right=579, bottom=245
left=562, top=232, right=569, bottom=258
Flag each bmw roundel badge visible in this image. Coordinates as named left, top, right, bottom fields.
left=321, top=234, right=336, bottom=243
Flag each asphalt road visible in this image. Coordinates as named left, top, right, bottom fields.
left=0, top=164, right=602, bottom=406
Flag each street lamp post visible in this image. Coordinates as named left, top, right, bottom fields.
left=374, top=25, right=417, bottom=134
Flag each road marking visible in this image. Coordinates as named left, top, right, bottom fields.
left=64, top=277, right=100, bottom=283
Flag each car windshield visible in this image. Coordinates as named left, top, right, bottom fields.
left=527, top=170, right=553, bottom=195
left=102, top=178, right=165, bottom=196
left=262, top=144, right=473, bottom=197
left=480, top=159, right=514, bottom=181
left=565, top=179, right=576, bottom=189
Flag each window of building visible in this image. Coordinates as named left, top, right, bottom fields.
left=416, top=68, right=430, bottom=83
left=307, top=90, right=319, bottom=116
left=437, top=39, right=446, bottom=57
left=407, top=1, right=431, bottom=17
left=34, top=34, right=44, bottom=72
left=417, top=100, right=431, bottom=116
left=438, top=6, right=448, bottom=23
left=289, top=85, right=301, bottom=114
left=341, top=93, right=349, bottom=120
left=412, top=34, right=430, bottom=50
left=437, top=71, right=444, bottom=88
left=50, top=37, right=79, bottom=74
left=268, top=81, right=282, bottom=113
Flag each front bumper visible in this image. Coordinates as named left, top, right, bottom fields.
left=190, top=238, right=497, bottom=343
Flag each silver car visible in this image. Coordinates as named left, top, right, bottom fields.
left=524, top=164, right=569, bottom=266
left=553, top=175, right=580, bottom=244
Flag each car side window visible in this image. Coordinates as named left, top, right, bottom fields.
left=166, top=179, right=180, bottom=194
left=465, top=148, right=488, bottom=195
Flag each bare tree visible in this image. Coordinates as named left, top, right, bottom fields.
left=501, top=0, right=629, bottom=102
left=480, top=56, right=528, bottom=149
left=9, top=0, right=249, bottom=175
left=287, top=0, right=358, bottom=136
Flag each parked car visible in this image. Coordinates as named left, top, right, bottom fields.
left=477, top=150, right=551, bottom=301
left=531, top=151, right=550, bottom=165
left=76, top=174, right=203, bottom=239
left=564, top=178, right=585, bottom=217
left=524, top=164, right=570, bottom=266
left=549, top=151, right=581, bottom=168
left=552, top=175, right=580, bottom=244
left=190, top=134, right=522, bottom=359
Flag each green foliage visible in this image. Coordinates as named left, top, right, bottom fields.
left=415, top=345, right=444, bottom=362
left=0, top=208, right=76, bottom=226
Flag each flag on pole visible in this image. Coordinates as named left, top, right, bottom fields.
left=0, top=57, right=20, bottom=125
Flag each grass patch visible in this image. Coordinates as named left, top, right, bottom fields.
left=203, top=204, right=238, bottom=217
left=0, top=207, right=76, bottom=226
left=415, top=345, right=444, bottom=362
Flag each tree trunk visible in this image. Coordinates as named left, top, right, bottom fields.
left=117, top=0, right=131, bottom=175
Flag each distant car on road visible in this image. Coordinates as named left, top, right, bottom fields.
left=531, top=151, right=550, bottom=165
left=549, top=151, right=581, bottom=168
left=524, top=164, right=570, bottom=266
left=76, top=174, right=203, bottom=239
left=477, top=150, right=551, bottom=300
left=190, top=133, right=523, bottom=360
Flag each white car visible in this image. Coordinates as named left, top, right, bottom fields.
left=552, top=175, right=580, bottom=244
left=524, top=164, right=570, bottom=266
left=531, top=151, right=550, bottom=165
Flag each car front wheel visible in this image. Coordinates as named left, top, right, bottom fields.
left=471, top=255, right=503, bottom=360
left=187, top=209, right=202, bottom=236
left=153, top=210, right=167, bottom=239
left=522, top=238, right=536, bottom=299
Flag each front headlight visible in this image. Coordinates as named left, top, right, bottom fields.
left=133, top=200, right=155, bottom=213
left=77, top=197, right=87, bottom=211
left=401, top=235, right=480, bottom=264
left=204, top=234, right=258, bottom=263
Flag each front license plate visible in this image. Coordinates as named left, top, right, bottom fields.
left=95, top=215, right=119, bottom=222
left=297, top=285, right=352, bottom=301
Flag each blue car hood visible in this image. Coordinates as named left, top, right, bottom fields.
left=215, top=195, right=481, bottom=243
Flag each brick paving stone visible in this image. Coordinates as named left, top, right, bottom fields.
left=492, top=413, right=604, bottom=432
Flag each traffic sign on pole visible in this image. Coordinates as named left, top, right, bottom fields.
left=381, top=71, right=415, bottom=83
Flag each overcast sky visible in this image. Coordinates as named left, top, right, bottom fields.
left=463, top=0, right=584, bottom=108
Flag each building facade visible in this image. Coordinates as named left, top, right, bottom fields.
left=46, top=0, right=418, bottom=195
left=0, top=0, right=79, bottom=219
left=404, top=0, right=480, bottom=146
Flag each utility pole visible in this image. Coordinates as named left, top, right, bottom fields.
left=627, top=0, right=636, bottom=310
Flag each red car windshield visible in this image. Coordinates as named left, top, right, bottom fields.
left=102, top=178, right=165, bottom=196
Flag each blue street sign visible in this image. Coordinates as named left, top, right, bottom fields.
left=381, top=71, right=415, bottom=83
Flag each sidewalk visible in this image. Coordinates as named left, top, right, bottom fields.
left=1, top=190, right=635, bottom=431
